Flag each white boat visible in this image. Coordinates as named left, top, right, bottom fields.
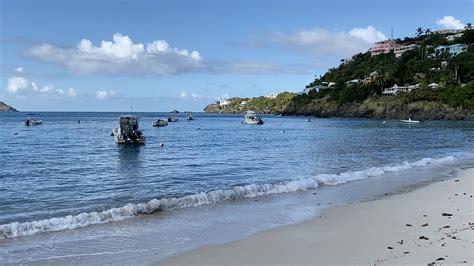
left=112, top=115, right=145, bottom=144
left=244, top=111, right=264, bottom=125
left=187, top=114, right=194, bottom=121
left=153, top=119, right=168, bottom=127
left=400, top=118, right=420, bottom=123
left=25, top=114, right=43, bottom=126
left=168, top=115, right=179, bottom=122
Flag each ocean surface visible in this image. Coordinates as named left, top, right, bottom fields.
left=1, top=112, right=474, bottom=264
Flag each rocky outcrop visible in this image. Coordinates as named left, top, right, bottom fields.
left=281, top=97, right=474, bottom=120
left=0, top=102, right=18, bottom=112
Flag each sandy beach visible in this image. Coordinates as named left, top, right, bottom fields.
left=163, top=168, right=474, bottom=265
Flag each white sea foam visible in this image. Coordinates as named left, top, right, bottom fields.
left=0, top=154, right=464, bottom=238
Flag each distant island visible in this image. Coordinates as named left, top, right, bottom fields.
left=0, top=101, right=18, bottom=112
left=205, top=28, right=474, bottom=120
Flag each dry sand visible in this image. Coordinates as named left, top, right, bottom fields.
left=162, top=168, right=474, bottom=265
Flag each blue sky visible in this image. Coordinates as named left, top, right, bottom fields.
left=1, top=0, right=472, bottom=111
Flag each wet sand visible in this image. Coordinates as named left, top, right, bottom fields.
left=163, top=168, right=473, bottom=265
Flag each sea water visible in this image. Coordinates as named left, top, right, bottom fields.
left=1, top=112, right=473, bottom=264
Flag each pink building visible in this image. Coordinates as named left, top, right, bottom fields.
left=369, top=40, right=397, bottom=56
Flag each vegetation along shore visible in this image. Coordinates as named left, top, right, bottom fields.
left=205, top=28, right=474, bottom=120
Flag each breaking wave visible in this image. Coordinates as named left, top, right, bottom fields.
left=0, top=154, right=463, bottom=238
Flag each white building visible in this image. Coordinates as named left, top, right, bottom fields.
left=219, top=100, right=231, bottom=106
left=382, top=84, right=420, bottom=96
left=266, top=93, right=279, bottom=99
left=446, top=33, right=464, bottom=41
left=428, top=83, right=440, bottom=89
left=394, top=44, right=418, bottom=57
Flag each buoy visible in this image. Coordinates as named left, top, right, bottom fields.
left=159, top=143, right=165, bottom=147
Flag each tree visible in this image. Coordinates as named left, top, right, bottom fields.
left=416, top=27, right=424, bottom=37
left=373, top=71, right=390, bottom=95
left=425, top=28, right=432, bottom=35
left=465, top=23, right=472, bottom=30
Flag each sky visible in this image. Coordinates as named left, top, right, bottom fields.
left=1, top=0, right=472, bottom=111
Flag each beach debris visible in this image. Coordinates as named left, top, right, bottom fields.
left=419, top=236, right=429, bottom=240
left=403, top=251, right=410, bottom=254
left=455, top=193, right=458, bottom=196
left=406, top=224, right=413, bottom=227
left=436, top=257, right=445, bottom=261
left=387, top=246, right=393, bottom=249
left=423, top=214, right=428, bottom=217
left=442, top=225, right=450, bottom=229
left=442, top=213, right=453, bottom=217
left=454, top=179, right=460, bottom=182
left=441, top=243, right=446, bottom=246
left=397, top=240, right=404, bottom=244
left=421, top=223, right=429, bottom=227
left=427, top=262, right=436, bottom=266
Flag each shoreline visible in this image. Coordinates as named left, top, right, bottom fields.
left=162, top=167, right=474, bottom=265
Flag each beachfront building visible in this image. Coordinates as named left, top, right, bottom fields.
left=266, top=93, right=279, bottom=99
left=345, top=79, right=360, bottom=87
left=428, top=83, right=440, bottom=89
left=362, top=70, right=380, bottom=85
left=382, top=84, right=420, bottom=96
left=394, top=44, right=418, bottom=57
left=433, top=29, right=464, bottom=35
left=219, top=100, right=231, bottom=107
left=446, top=33, right=464, bottom=41
left=433, top=44, right=468, bottom=57
left=369, top=40, right=397, bottom=56
left=240, top=101, right=248, bottom=107
left=303, top=81, right=335, bottom=94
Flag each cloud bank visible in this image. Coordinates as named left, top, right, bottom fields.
left=268, top=26, right=386, bottom=57
left=436, top=16, right=465, bottom=30
left=5, top=76, right=77, bottom=98
left=28, top=33, right=203, bottom=76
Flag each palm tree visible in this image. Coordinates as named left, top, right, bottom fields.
left=416, top=27, right=424, bottom=37
left=425, top=28, right=432, bottom=35
left=465, top=23, right=472, bottom=30
left=374, top=71, right=389, bottom=95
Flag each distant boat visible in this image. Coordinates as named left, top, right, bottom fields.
left=168, top=114, right=179, bottom=122
left=112, top=115, right=145, bottom=144
left=153, top=119, right=168, bottom=127
left=171, top=110, right=180, bottom=114
left=187, top=113, right=195, bottom=121
left=244, top=110, right=264, bottom=125
left=400, top=118, right=421, bottom=124
left=306, top=118, right=312, bottom=122
left=24, top=114, right=43, bottom=126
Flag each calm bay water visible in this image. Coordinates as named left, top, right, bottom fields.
left=1, top=112, right=474, bottom=241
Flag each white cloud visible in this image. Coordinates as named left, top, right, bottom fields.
left=4, top=77, right=77, bottom=98
left=28, top=33, right=203, bottom=75
left=436, top=16, right=465, bottom=29
left=96, top=90, right=116, bottom=99
left=67, top=88, right=77, bottom=97
left=180, top=92, right=202, bottom=99
left=262, top=26, right=386, bottom=58
left=15, top=67, right=24, bottom=73
left=6, top=77, right=29, bottom=93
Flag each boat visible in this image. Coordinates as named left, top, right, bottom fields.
left=306, top=118, right=312, bottom=122
left=153, top=119, right=168, bottom=127
left=243, top=110, right=264, bottom=125
left=187, top=113, right=195, bottom=121
left=400, top=118, right=421, bottom=123
left=24, top=114, right=43, bottom=126
left=168, top=115, right=179, bottom=122
left=112, top=115, right=145, bottom=144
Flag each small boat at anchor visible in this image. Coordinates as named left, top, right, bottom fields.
left=24, top=114, right=43, bottom=126
left=153, top=119, right=169, bottom=127
left=187, top=113, right=195, bottom=121
left=400, top=118, right=421, bottom=124
left=244, top=110, right=264, bottom=125
left=112, top=115, right=145, bottom=144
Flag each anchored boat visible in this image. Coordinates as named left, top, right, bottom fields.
left=25, top=114, right=43, bottom=126
left=112, top=115, right=145, bottom=144
left=244, top=111, right=264, bottom=125
left=400, top=118, right=421, bottom=124
left=153, top=119, right=169, bottom=127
